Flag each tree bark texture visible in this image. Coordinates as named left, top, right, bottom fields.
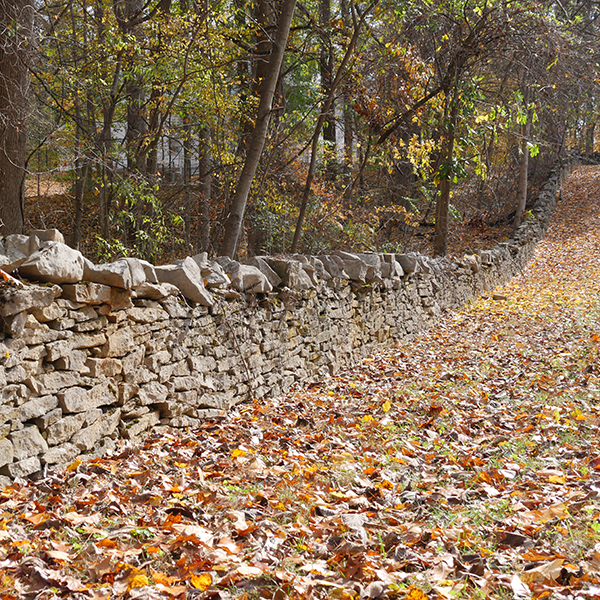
left=0, top=0, right=33, bottom=235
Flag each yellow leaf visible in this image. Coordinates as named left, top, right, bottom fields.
left=406, top=586, right=429, bottom=600
left=190, top=572, right=212, bottom=591
left=382, top=400, right=391, bottom=413
left=66, top=459, right=81, bottom=472
left=231, top=448, right=247, bottom=458
left=548, top=475, right=566, bottom=484
left=129, top=572, right=149, bottom=589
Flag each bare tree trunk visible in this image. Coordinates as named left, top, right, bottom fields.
left=0, top=0, right=33, bottom=235
left=433, top=93, right=458, bottom=257
left=320, top=0, right=336, bottom=178
left=198, top=126, right=212, bottom=252
left=220, top=0, right=297, bottom=258
left=513, top=86, right=531, bottom=232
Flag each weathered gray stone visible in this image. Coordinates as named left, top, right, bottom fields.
left=138, top=381, right=169, bottom=405
left=333, top=251, right=369, bottom=282
left=100, top=327, right=135, bottom=358
left=317, top=255, right=349, bottom=279
left=71, top=408, right=120, bottom=451
left=133, top=282, right=179, bottom=300
left=191, top=254, right=231, bottom=288
left=155, top=258, right=213, bottom=305
left=83, top=257, right=147, bottom=289
left=262, top=258, right=314, bottom=290
left=0, top=439, right=14, bottom=468
left=0, top=234, right=31, bottom=273
left=61, top=283, right=132, bottom=308
left=19, top=395, right=58, bottom=422
left=0, top=285, right=57, bottom=317
left=26, top=372, right=80, bottom=395
left=246, top=257, right=282, bottom=288
left=19, top=242, right=85, bottom=284
left=9, top=427, right=48, bottom=461
left=120, top=411, right=160, bottom=439
left=1, top=456, right=40, bottom=478
left=35, top=407, right=62, bottom=430
left=45, top=413, right=87, bottom=445
left=42, top=442, right=79, bottom=465
left=86, top=357, right=123, bottom=377
left=215, top=257, right=273, bottom=293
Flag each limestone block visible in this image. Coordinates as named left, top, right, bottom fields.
left=171, top=375, right=204, bottom=391
left=34, top=407, right=62, bottom=430
left=0, top=285, right=57, bottom=317
left=73, top=317, right=107, bottom=333
left=395, top=253, right=419, bottom=275
left=317, top=255, right=349, bottom=279
left=32, top=304, right=65, bottom=323
left=58, top=384, right=115, bottom=413
left=83, top=257, right=147, bottom=289
left=118, top=383, right=139, bottom=403
left=29, top=229, right=64, bottom=246
left=133, top=282, right=179, bottom=300
left=246, top=257, right=282, bottom=288
left=45, top=413, right=87, bottom=445
left=138, top=381, right=169, bottom=405
left=127, top=307, right=170, bottom=324
left=120, top=410, right=160, bottom=439
left=70, top=408, right=120, bottom=451
left=215, top=257, right=273, bottom=294
left=155, top=258, right=213, bottom=306
left=61, top=283, right=132, bottom=308
left=191, top=254, right=231, bottom=288
left=144, top=350, right=171, bottom=371
left=19, top=395, right=58, bottom=422
left=42, top=442, right=79, bottom=465
left=86, top=357, right=123, bottom=378
left=122, top=347, right=145, bottom=373
left=100, top=327, right=135, bottom=357
left=261, top=258, right=314, bottom=290
left=19, top=242, right=85, bottom=284
left=160, top=295, right=190, bottom=318
left=0, top=234, right=32, bottom=273
left=1, top=456, right=40, bottom=478
left=139, top=259, right=158, bottom=283
left=54, top=350, right=89, bottom=372
left=26, top=372, right=80, bottom=395
left=9, top=427, right=48, bottom=461
left=0, top=439, right=14, bottom=468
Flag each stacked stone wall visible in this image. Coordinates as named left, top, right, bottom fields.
left=0, top=161, right=571, bottom=483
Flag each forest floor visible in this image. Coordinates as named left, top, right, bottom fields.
left=2, top=165, right=600, bottom=599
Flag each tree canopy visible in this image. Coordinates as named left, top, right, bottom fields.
left=6, top=0, right=600, bottom=259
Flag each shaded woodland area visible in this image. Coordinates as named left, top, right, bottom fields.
left=1, top=0, right=599, bottom=262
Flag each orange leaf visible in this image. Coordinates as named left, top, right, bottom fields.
left=190, top=572, right=212, bottom=591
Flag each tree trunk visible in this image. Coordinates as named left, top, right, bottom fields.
left=433, top=93, right=458, bottom=257
left=0, top=0, right=33, bottom=235
left=220, top=0, right=297, bottom=258
left=320, top=0, right=336, bottom=178
left=513, top=86, right=531, bottom=232
left=198, top=126, right=212, bottom=252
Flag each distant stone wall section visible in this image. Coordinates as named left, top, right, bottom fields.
left=0, top=161, right=572, bottom=483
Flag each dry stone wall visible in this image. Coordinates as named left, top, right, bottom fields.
left=0, top=161, right=571, bottom=484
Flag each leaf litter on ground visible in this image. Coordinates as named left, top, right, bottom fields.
left=3, top=165, right=600, bottom=599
